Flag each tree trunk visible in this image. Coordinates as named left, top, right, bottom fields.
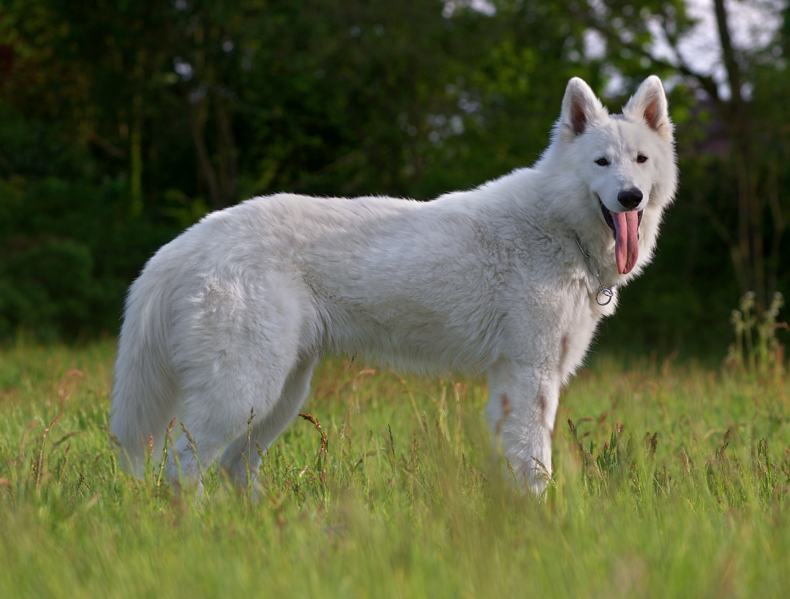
left=189, top=94, right=222, bottom=210
left=215, top=96, right=238, bottom=207
left=130, top=97, right=143, bottom=217
left=713, top=0, right=766, bottom=311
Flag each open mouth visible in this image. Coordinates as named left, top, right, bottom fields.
left=599, top=198, right=642, bottom=238
left=598, top=196, right=643, bottom=275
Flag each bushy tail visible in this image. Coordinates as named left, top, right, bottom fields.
left=110, top=271, right=180, bottom=478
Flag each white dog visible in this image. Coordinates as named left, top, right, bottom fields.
left=111, top=76, right=677, bottom=493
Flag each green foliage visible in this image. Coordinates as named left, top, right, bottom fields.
left=0, top=175, right=176, bottom=339
left=726, top=292, right=787, bottom=379
left=1, top=0, right=789, bottom=353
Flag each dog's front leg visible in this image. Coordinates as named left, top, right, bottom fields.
left=486, top=359, right=560, bottom=495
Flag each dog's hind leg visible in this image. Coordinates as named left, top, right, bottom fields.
left=166, top=274, right=317, bottom=491
left=167, top=355, right=301, bottom=491
left=217, top=355, right=319, bottom=488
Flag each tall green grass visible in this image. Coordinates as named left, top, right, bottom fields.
left=1, top=340, right=788, bottom=598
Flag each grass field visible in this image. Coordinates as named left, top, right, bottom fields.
left=1, top=339, right=789, bottom=598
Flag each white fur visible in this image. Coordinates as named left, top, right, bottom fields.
left=110, top=76, right=677, bottom=493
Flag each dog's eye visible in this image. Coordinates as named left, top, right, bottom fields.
left=595, top=158, right=609, bottom=166
left=637, top=154, right=648, bottom=163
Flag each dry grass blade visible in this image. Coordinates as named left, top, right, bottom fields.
left=157, top=418, right=177, bottom=488
left=180, top=421, right=203, bottom=478
left=298, top=412, right=328, bottom=481
left=36, top=415, right=61, bottom=491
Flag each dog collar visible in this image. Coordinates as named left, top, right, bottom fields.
left=575, top=237, right=615, bottom=306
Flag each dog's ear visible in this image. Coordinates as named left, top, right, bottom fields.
left=560, top=78, right=607, bottom=140
left=624, top=76, right=673, bottom=141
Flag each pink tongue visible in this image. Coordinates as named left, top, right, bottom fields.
left=612, top=211, right=639, bottom=274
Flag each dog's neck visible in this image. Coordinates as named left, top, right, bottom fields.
left=574, top=236, right=615, bottom=306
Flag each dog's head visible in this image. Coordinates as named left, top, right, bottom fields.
left=554, top=76, right=677, bottom=275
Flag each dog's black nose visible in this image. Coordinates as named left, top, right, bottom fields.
left=618, top=188, right=643, bottom=210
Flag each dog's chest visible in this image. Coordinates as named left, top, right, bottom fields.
left=559, top=280, right=606, bottom=380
